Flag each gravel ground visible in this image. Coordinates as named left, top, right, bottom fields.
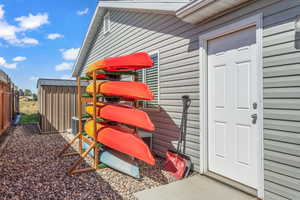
left=0, top=125, right=176, bottom=200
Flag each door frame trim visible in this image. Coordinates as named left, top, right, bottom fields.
left=198, top=13, right=264, bottom=199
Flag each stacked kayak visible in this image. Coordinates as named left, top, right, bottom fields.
left=84, top=120, right=155, bottom=165
left=87, top=52, right=153, bottom=73
left=86, top=81, right=154, bottom=101
left=82, top=52, right=156, bottom=178
left=85, top=103, right=154, bottom=131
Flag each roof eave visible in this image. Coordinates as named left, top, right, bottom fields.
left=100, top=1, right=188, bottom=15
left=176, top=0, right=252, bottom=24
left=72, top=5, right=104, bottom=77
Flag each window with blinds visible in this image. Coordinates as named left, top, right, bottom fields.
left=137, top=52, right=159, bottom=108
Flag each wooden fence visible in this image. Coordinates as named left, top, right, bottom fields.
left=0, top=70, right=19, bottom=136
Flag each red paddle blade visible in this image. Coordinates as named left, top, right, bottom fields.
left=164, top=151, right=186, bottom=179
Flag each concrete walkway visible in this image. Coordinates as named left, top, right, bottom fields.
left=134, top=175, right=258, bottom=200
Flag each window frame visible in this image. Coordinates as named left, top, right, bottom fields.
left=103, top=11, right=111, bottom=35
left=138, top=50, right=160, bottom=109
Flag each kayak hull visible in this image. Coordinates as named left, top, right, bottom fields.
left=82, top=143, right=140, bottom=178
left=84, top=120, right=155, bottom=165
left=87, top=52, right=153, bottom=75
left=85, top=103, right=154, bottom=131
left=86, top=81, right=154, bottom=100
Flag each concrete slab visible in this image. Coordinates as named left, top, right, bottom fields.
left=134, top=175, right=258, bottom=200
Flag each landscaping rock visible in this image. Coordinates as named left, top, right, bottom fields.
left=0, top=126, right=176, bottom=200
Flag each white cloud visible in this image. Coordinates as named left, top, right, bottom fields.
left=0, top=5, right=5, bottom=20
left=30, top=76, right=39, bottom=81
left=0, top=57, right=17, bottom=69
left=60, top=74, right=75, bottom=80
left=60, top=48, right=80, bottom=61
left=3, top=63, right=17, bottom=69
left=47, top=33, right=64, bottom=40
left=13, top=56, right=27, bottom=62
left=55, top=62, right=73, bottom=71
left=0, top=5, right=41, bottom=46
left=0, top=57, right=5, bottom=65
left=0, top=21, right=18, bottom=42
left=77, top=8, right=89, bottom=15
left=15, top=13, right=49, bottom=31
left=20, top=37, right=39, bottom=45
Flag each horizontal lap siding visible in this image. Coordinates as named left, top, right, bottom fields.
left=80, top=0, right=300, bottom=198
left=262, top=1, right=300, bottom=199
left=82, top=8, right=201, bottom=171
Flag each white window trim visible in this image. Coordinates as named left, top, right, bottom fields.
left=103, top=11, right=111, bottom=35
left=139, top=50, right=160, bottom=107
left=198, top=14, right=264, bottom=199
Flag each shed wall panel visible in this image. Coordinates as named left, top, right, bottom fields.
left=38, top=85, right=84, bottom=133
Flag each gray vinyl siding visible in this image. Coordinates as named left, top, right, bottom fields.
left=80, top=0, right=300, bottom=198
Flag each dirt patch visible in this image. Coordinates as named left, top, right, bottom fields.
left=19, top=100, right=38, bottom=115
left=17, top=124, right=40, bottom=135
left=19, top=100, right=39, bottom=124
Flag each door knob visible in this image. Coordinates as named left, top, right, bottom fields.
left=253, top=102, right=257, bottom=109
left=251, top=114, right=257, bottom=124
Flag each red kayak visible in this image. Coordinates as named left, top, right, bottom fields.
left=86, top=103, right=154, bottom=131
left=86, top=52, right=153, bottom=76
left=84, top=120, right=155, bottom=165
left=86, top=81, right=154, bottom=100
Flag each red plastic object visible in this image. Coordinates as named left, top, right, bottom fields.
left=86, top=81, right=154, bottom=100
left=87, top=52, right=153, bottom=74
left=95, top=73, right=107, bottom=79
left=84, top=120, right=155, bottom=165
left=86, top=103, right=154, bottom=131
left=164, top=151, right=187, bottom=179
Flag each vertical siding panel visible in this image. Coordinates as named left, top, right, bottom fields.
left=38, top=84, right=86, bottom=133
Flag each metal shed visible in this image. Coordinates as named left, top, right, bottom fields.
left=37, top=79, right=87, bottom=133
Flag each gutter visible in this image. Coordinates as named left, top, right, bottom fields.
left=100, top=1, right=188, bottom=15
left=176, top=0, right=253, bottom=24
left=177, top=0, right=216, bottom=19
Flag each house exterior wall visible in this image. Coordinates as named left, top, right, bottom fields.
left=79, top=0, right=300, bottom=198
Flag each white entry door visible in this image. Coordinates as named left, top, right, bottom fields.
left=207, top=26, right=258, bottom=189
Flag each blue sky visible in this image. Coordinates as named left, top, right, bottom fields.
left=0, top=0, right=98, bottom=92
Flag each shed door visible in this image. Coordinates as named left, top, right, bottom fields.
left=207, top=26, right=258, bottom=189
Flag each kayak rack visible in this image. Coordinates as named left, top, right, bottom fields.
left=58, top=69, right=138, bottom=174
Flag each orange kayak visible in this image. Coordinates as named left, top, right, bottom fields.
left=86, top=81, right=154, bottom=100
left=84, top=120, right=155, bottom=165
left=86, top=52, right=153, bottom=75
left=86, top=103, right=154, bottom=131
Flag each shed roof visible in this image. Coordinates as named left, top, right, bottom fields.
left=37, top=78, right=88, bottom=88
